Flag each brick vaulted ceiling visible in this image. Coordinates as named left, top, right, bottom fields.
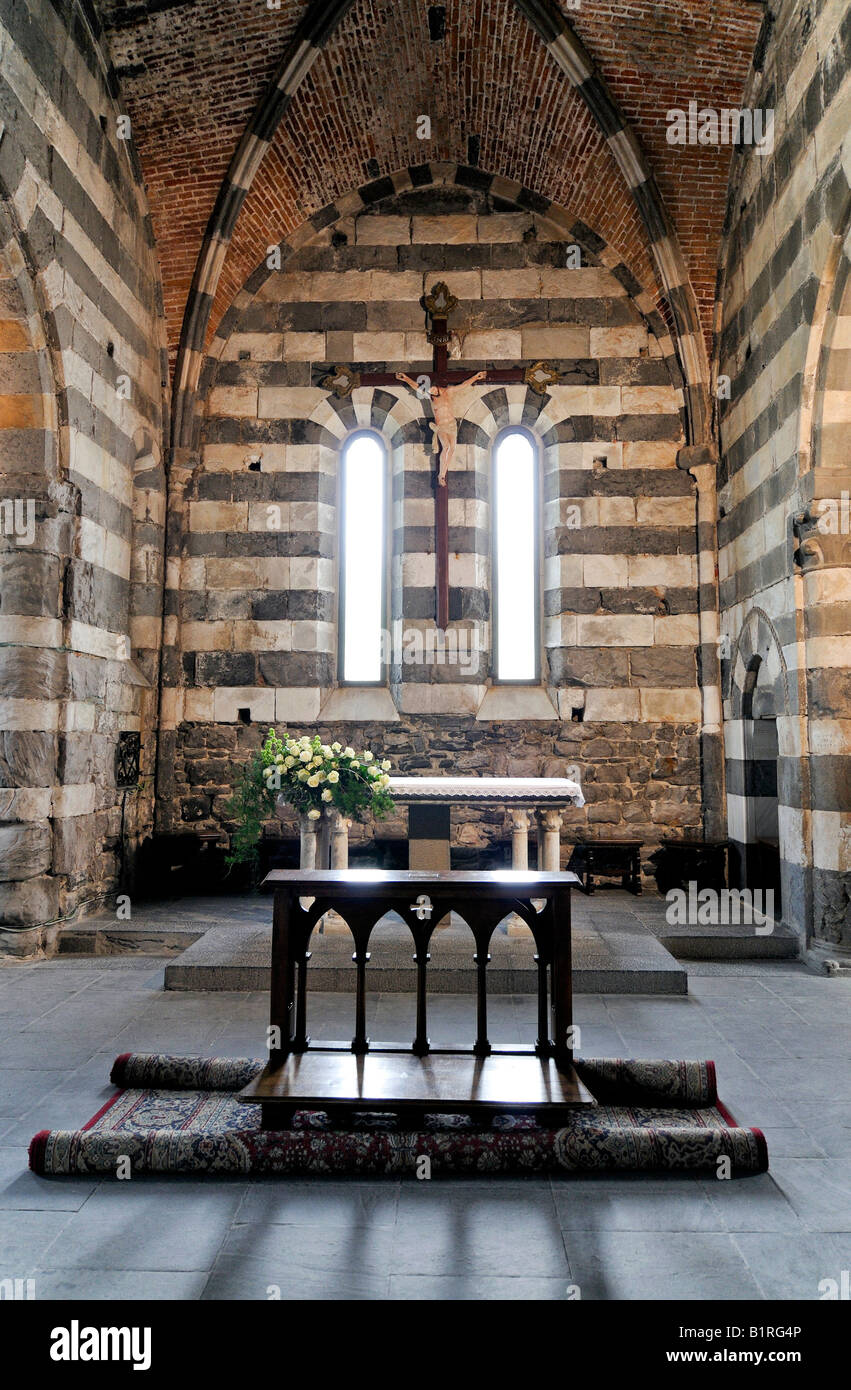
left=98, top=0, right=763, bottom=386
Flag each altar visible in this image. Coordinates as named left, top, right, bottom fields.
left=388, top=775, right=585, bottom=872
left=291, top=775, right=585, bottom=878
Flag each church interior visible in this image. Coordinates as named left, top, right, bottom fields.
left=0, top=0, right=849, bottom=1314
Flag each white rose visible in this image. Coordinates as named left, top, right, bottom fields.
left=363, top=750, right=373, bottom=762
left=350, top=760, right=360, bottom=770
left=297, top=769, right=309, bottom=782
left=307, top=774, right=320, bottom=788
left=327, top=770, right=339, bottom=784
left=299, top=749, right=312, bottom=762
left=284, top=756, right=295, bottom=768
left=307, top=808, right=321, bottom=820
left=331, top=742, right=342, bottom=754
left=344, top=747, right=355, bottom=758
left=381, top=759, right=391, bottom=771
left=321, top=788, right=333, bottom=802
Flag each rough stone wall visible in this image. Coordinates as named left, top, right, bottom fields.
left=163, top=190, right=703, bottom=866
left=716, top=0, right=851, bottom=957
left=180, top=716, right=702, bottom=870
left=0, top=0, right=166, bottom=953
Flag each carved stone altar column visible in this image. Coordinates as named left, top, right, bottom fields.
left=297, top=812, right=319, bottom=910
left=510, top=809, right=531, bottom=869
left=537, top=808, right=564, bottom=871
left=505, top=808, right=532, bottom=935
left=678, top=445, right=725, bottom=840
left=298, top=812, right=319, bottom=869
left=329, top=809, right=350, bottom=868
left=323, top=808, right=352, bottom=934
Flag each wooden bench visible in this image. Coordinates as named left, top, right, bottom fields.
left=569, top=838, right=644, bottom=895
left=238, top=868, right=595, bottom=1127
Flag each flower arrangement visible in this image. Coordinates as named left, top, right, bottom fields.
left=260, top=729, right=394, bottom=822
left=225, top=727, right=394, bottom=877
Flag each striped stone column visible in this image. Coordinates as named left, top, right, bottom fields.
left=678, top=446, right=725, bottom=840
left=154, top=450, right=196, bottom=831
left=793, top=494, right=851, bottom=968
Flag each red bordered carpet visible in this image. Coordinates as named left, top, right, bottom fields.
left=28, top=1055, right=768, bottom=1177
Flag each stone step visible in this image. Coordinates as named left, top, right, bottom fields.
left=162, top=916, right=688, bottom=995
left=55, top=892, right=801, bottom=989
left=656, top=922, right=800, bottom=960
left=57, top=919, right=205, bottom=957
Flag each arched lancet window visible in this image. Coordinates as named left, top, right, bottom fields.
left=492, top=428, right=540, bottom=683
left=339, top=430, right=387, bottom=684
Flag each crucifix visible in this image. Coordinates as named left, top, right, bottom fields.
left=321, top=282, right=558, bottom=629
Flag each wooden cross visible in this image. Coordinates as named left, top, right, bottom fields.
left=321, top=282, right=558, bottom=630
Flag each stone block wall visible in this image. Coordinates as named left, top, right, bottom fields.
left=716, top=0, right=851, bottom=959
left=0, top=0, right=166, bottom=953
left=175, top=716, right=702, bottom=874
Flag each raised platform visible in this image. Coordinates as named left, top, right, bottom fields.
left=58, top=892, right=800, bottom=993
left=656, top=920, right=799, bottom=960
left=163, top=907, right=688, bottom=994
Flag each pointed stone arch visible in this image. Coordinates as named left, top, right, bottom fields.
left=170, top=0, right=709, bottom=453
left=0, top=207, right=67, bottom=953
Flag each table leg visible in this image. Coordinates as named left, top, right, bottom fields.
left=412, top=929, right=430, bottom=1057
left=550, top=886, right=574, bottom=1068
left=351, top=921, right=371, bottom=1055
left=534, top=950, right=549, bottom=1057
left=633, top=845, right=642, bottom=894
left=473, top=943, right=492, bottom=1058
left=269, top=888, right=294, bottom=1065
left=293, top=945, right=311, bottom=1052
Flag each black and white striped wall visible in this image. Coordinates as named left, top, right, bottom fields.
left=0, top=0, right=167, bottom=953
left=717, top=0, right=851, bottom=963
left=161, top=182, right=710, bottom=857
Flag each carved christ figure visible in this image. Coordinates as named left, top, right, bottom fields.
left=395, top=370, right=488, bottom=485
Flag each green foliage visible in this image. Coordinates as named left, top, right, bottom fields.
left=224, top=748, right=278, bottom=879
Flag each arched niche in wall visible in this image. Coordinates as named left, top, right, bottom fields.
left=0, top=209, right=65, bottom=951
left=728, top=609, right=790, bottom=933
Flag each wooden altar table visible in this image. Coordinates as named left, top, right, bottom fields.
left=238, top=868, right=594, bottom=1127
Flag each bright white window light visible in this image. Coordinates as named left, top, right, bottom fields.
left=341, top=433, right=385, bottom=683
left=494, top=431, right=538, bottom=682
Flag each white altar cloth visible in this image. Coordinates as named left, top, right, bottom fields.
left=387, top=775, right=584, bottom=807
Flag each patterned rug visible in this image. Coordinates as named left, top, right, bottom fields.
left=29, top=1054, right=767, bottom=1177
